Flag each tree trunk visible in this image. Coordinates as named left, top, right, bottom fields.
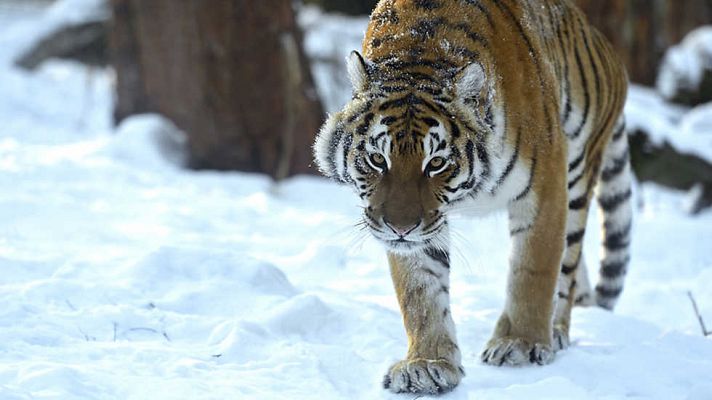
left=109, top=0, right=324, bottom=178
left=575, top=0, right=712, bottom=85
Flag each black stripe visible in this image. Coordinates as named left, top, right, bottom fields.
left=378, top=58, right=455, bottom=72
left=414, top=0, right=441, bottom=10
left=512, top=152, right=537, bottom=202
left=599, top=189, right=632, bottom=213
left=355, top=113, right=375, bottom=136
left=574, top=293, right=590, bottom=304
left=425, top=247, right=450, bottom=269
left=422, top=268, right=442, bottom=279
left=475, top=140, right=491, bottom=184
left=595, top=285, right=623, bottom=299
left=596, top=287, right=623, bottom=310
left=465, top=140, right=475, bottom=181
left=604, top=221, right=632, bottom=251
left=612, top=123, right=626, bottom=141
left=562, top=252, right=582, bottom=275
left=421, top=117, right=440, bottom=127
left=491, top=128, right=521, bottom=194
left=326, top=128, right=344, bottom=180
left=569, top=194, right=588, bottom=211
left=559, top=11, right=573, bottom=124
left=421, top=214, right=443, bottom=233
left=601, top=256, right=630, bottom=279
left=601, top=151, right=629, bottom=182
left=568, top=148, right=585, bottom=172
left=463, top=0, right=495, bottom=29
left=510, top=224, right=532, bottom=236
left=411, top=17, right=444, bottom=41
left=451, top=22, right=490, bottom=48
left=561, top=263, right=577, bottom=275
left=380, top=85, right=407, bottom=93
left=354, top=159, right=369, bottom=176
left=372, top=131, right=387, bottom=144
left=566, top=229, right=585, bottom=246
left=546, top=4, right=565, bottom=82
left=601, top=256, right=630, bottom=278
left=448, top=119, right=461, bottom=138
left=422, top=221, right=444, bottom=236
left=570, top=45, right=590, bottom=139
left=379, top=94, right=420, bottom=111
left=341, top=134, right=353, bottom=183
left=372, top=8, right=399, bottom=25
left=381, top=116, right=397, bottom=126
left=568, top=171, right=584, bottom=189
left=581, top=24, right=602, bottom=117
left=346, top=101, right=373, bottom=124
left=451, top=46, right=480, bottom=60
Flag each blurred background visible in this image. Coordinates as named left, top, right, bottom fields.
left=4, top=0, right=711, bottom=211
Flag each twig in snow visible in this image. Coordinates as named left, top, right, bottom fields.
left=688, top=291, right=711, bottom=337
left=65, top=299, right=77, bottom=311
left=124, top=327, right=172, bottom=342
left=77, top=326, right=96, bottom=341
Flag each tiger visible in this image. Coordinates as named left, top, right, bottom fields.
left=313, top=0, right=632, bottom=394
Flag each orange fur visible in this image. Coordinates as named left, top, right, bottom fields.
left=313, top=0, right=631, bottom=394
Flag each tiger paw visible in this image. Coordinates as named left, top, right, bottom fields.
left=382, top=358, right=464, bottom=395
left=553, top=326, right=570, bottom=351
left=481, top=336, right=554, bottom=366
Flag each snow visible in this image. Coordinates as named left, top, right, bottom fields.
left=1, top=5, right=712, bottom=400
left=657, top=26, right=712, bottom=101
left=625, top=85, right=712, bottom=163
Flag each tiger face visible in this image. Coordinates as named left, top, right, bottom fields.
left=314, top=51, right=494, bottom=253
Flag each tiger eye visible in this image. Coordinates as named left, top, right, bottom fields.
left=368, top=153, right=388, bottom=172
left=429, top=157, right=444, bottom=168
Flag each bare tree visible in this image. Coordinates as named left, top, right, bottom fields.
left=110, top=0, right=324, bottom=178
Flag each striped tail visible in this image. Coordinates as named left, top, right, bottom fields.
left=594, top=119, right=633, bottom=310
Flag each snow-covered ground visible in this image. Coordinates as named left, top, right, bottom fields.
left=1, top=5, right=712, bottom=400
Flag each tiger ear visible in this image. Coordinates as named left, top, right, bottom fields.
left=347, top=51, right=372, bottom=93
left=454, top=62, right=487, bottom=101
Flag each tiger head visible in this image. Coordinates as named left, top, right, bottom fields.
left=314, top=51, right=495, bottom=253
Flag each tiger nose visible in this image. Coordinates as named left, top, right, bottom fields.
left=383, top=218, right=421, bottom=237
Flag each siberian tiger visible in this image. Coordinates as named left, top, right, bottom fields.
left=313, top=0, right=632, bottom=394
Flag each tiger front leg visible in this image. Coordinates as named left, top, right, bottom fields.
left=383, top=248, right=464, bottom=395
left=481, top=153, right=567, bottom=367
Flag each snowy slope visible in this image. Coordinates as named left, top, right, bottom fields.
left=2, top=6, right=712, bottom=400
